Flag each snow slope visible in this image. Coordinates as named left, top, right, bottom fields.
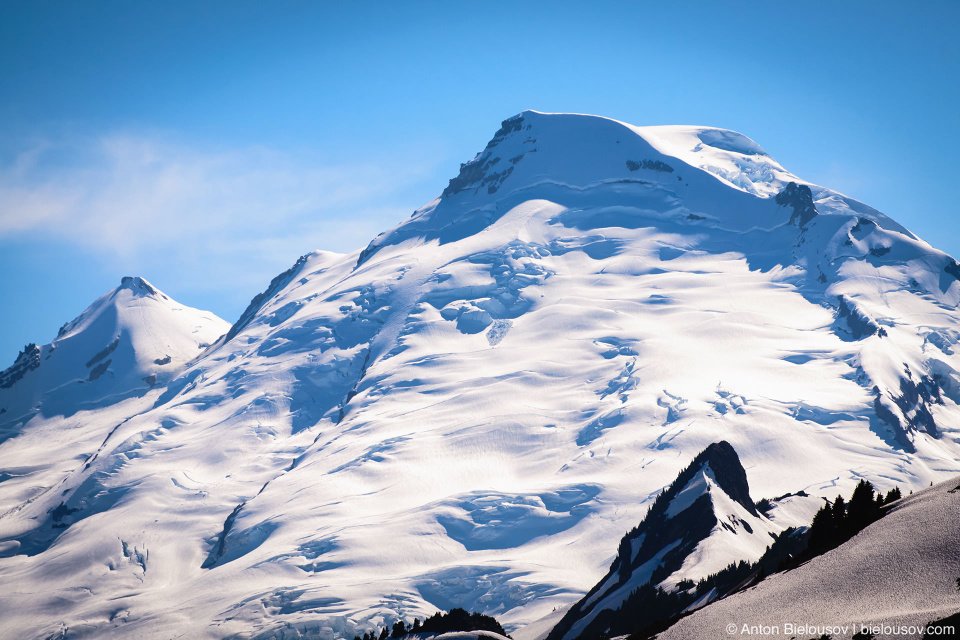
left=658, top=478, right=960, bottom=640
left=0, top=277, right=228, bottom=554
left=2, top=111, right=960, bottom=639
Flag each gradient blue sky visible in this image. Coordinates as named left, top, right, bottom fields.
left=2, top=0, right=958, bottom=363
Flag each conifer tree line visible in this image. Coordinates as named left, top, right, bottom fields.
left=352, top=608, right=508, bottom=640
left=806, top=480, right=901, bottom=556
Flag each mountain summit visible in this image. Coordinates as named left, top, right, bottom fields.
left=0, top=276, right=227, bottom=431
left=358, top=110, right=912, bottom=259
left=2, top=112, right=960, bottom=640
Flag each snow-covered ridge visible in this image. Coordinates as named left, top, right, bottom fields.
left=548, top=442, right=821, bottom=640
left=660, top=478, right=960, bottom=639
left=358, top=111, right=916, bottom=265
left=2, top=112, right=960, bottom=640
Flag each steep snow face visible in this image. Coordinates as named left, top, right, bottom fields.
left=661, top=463, right=782, bottom=585
left=2, top=112, right=960, bottom=640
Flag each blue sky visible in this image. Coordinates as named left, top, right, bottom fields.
left=1, top=0, right=958, bottom=364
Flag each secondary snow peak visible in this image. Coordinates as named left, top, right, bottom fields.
left=0, top=278, right=227, bottom=439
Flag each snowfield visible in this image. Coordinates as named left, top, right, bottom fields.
left=2, top=111, right=960, bottom=639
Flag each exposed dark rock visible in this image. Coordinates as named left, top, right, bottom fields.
left=154, top=355, right=171, bottom=365
left=487, top=115, right=524, bottom=148
left=775, top=182, right=818, bottom=227
left=442, top=154, right=489, bottom=197
left=909, top=403, right=938, bottom=436
left=121, top=539, right=148, bottom=573
left=893, top=370, right=942, bottom=437
left=51, top=501, right=80, bottom=523
left=945, top=259, right=960, bottom=281
left=13, top=465, right=132, bottom=555
left=626, top=159, right=675, bottom=173
left=483, top=166, right=514, bottom=194
left=337, top=349, right=372, bottom=424
left=836, top=296, right=883, bottom=340
left=442, top=154, right=516, bottom=198
left=120, top=276, right=159, bottom=296
left=88, top=360, right=111, bottom=381
left=442, top=116, right=526, bottom=198
left=355, top=240, right=381, bottom=268
left=0, top=343, right=41, bottom=389
left=85, top=337, right=119, bottom=368
left=755, top=490, right=809, bottom=515
left=850, top=217, right=876, bottom=235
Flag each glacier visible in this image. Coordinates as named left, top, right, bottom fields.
left=2, top=111, right=960, bottom=639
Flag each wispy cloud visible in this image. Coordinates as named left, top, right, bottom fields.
left=0, top=131, right=444, bottom=304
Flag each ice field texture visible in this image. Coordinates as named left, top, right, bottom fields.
left=3, top=111, right=960, bottom=639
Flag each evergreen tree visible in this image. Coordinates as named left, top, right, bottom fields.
left=392, top=621, right=406, bottom=638
left=616, top=537, right=632, bottom=583
left=412, top=618, right=421, bottom=632
left=885, top=487, right=902, bottom=502
left=807, top=502, right=835, bottom=552
left=379, top=627, right=390, bottom=640
left=418, top=608, right=507, bottom=636
left=831, top=495, right=846, bottom=521
left=847, top=480, right=878, bottom=531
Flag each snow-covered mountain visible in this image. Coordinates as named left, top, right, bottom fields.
left=546, top=441, right=820, bottom=640
left=3, top=111, right=960, bottom=640
left=1, top=276, right=226, bottom=424
left=0, top=277, right=228, bottom=553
